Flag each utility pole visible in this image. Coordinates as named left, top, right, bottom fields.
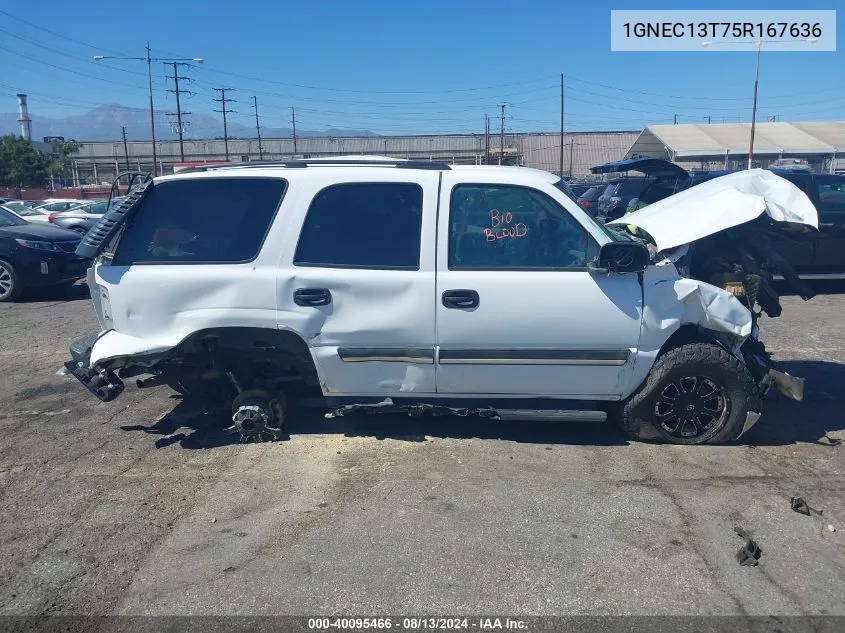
left=559, top=73, right=565, bottom=178
left=213, top=88, right=237, bottom=161
left=484, top=114, right=490, bottom=165
left=748, top=38, right=762, bottom=169
left=121, top=126, right=130, bottom=171
left=291, top=107, right=297, bottom=155
left=705, top=115, right=711, bottom=124
left=498, top=103, right=508, bottom=165
left=145, top=42, right=157, bottom=176
left=252, top=96, right=264, bottom=160
left=569, top=136, right=575, bottom=178
left=165, top=61, right=195, bottom=163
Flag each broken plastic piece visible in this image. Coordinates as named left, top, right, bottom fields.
left=734, top=526, right=762, bottom=567
left=769, top=369, right=805, bottom=401
left=790, top=497, right=822, bottom=517
left=738, top=411, right=762, bottom=438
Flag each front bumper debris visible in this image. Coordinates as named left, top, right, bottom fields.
left=769, top=369, right=804, bottom=401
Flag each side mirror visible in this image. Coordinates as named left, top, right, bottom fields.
left=588, top=240, right=650, bottom=274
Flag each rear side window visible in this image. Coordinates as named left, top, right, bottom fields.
left=112, top=177, right=286, bottom=265
left=294, top=182, right=423, bottom=269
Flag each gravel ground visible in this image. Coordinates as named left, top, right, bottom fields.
left=0, top=282, right=843, bottom=619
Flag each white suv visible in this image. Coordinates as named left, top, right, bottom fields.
left=63, top=158, right=816, bottom=445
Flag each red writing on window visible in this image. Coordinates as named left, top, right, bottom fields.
left=484, top=208, right=527, bottom=242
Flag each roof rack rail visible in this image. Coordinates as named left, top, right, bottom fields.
left=175, top=158, right=451, bottom=173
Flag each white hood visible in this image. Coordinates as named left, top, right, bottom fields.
left=607, top=169, right=819, bottom=252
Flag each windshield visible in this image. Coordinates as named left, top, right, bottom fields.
left=554, top=179, right=619, bottom=241
left=0, top=207, right=26, bottom=227
left=6, top=204, right=43, bottom=217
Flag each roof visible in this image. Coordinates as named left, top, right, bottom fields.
left=155, top=157, right=563, bottom=185
left=627, top=121, right=845, bottom=159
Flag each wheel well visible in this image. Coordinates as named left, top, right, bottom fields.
left=164, top=327, right=320, bottom=391
left=657, top=325, right=725, bottom=359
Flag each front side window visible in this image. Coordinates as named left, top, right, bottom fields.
left=294, top=182, right=423, bottom=269
left=449, top=184, right=598, bottom=270
left=113, top=177, right=286, bottom=265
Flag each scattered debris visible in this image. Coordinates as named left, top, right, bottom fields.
left=791, top=496, right=823, bottom=517
left=211, top=517, right=217, bottom=523
left=734, top=526, right=762, bottom=567
left=827, top=525, right=836, bottom=533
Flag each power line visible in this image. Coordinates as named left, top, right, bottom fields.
left=212, top=87, right=237, bottom=160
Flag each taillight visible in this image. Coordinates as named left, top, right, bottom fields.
left=580, top=200, right=592, bottom=208
left=48, top=214, right=57, bottom=223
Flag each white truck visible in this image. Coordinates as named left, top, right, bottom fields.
left=63, top=158, right=817, bottom=445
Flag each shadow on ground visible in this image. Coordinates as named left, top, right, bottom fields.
left=118, top=360, right=845, bottom=450
left=120, top=393, right=629, bottom=449
left=20, top=281, right=91, bottom=303
left=744, top=359, right=845, bottom=447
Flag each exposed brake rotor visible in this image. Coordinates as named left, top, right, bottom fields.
left=225, top=390, right=285, bottom=443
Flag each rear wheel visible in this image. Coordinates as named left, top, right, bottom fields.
left=620, top=342, right=760, bottom=445
left=0, top=260, right=22, bottom=302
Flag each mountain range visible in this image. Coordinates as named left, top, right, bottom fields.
left=0, top=104, right=378, bottom=142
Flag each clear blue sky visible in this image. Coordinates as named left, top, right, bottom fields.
left=0, top=0, right=840, bottom=135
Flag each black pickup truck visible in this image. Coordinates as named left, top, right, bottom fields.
left=589, top=158, right=845, bottom=278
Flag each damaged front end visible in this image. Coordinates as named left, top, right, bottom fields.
left=611, top=169, right=818, bottom=411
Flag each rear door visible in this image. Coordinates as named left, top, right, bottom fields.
left=434, top=174, right=643, bottom=398
left=278, top=171, right=439, bottom=396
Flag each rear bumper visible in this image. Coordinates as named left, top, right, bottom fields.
left=63, top=331, right=124, bottom=402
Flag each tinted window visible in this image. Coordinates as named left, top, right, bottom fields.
left=294, top=183, right=422, bottom=269
left=113, top=177, right=286, bottom=265
left=83, top=201, right=109, bottom=214
left=816, top=176, right=845, bottom=216
left=449, top=184, right=597, bottom=270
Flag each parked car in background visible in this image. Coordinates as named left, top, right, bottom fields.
left=569, top=183, right=593, bottom=198
left=35, top=199, right=86, bottom=214
left=0, top=206, right=90, bottom=301
left=596, top=179, right=655, bottom=222
left=575, top=186, right=603, bottom=213
left=48, top=199, right=117, bottom=235
left=0, top=203, right=51, bottom=222
left=2, top=200, right=42, bottom=212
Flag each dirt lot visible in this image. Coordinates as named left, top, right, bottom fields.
left=0, top=282, right=844, bottom=618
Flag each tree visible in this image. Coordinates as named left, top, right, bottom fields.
left=0, top=135, right=51, bottom=194
left=50, top=139, right=82, bottom=187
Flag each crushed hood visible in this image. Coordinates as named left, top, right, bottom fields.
left=607, top=169, right=819, bottom=252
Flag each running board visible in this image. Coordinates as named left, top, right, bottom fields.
left=322, top=398, right=607, bottom=422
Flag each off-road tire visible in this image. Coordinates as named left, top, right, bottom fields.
left=620, top=342, right=760, bottom=445
left=0, top=260, right=22, bottom=302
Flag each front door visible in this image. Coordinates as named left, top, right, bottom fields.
left=810, top=175, right=845, bottom=273
left=434, top=175, right=643, bottom=398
